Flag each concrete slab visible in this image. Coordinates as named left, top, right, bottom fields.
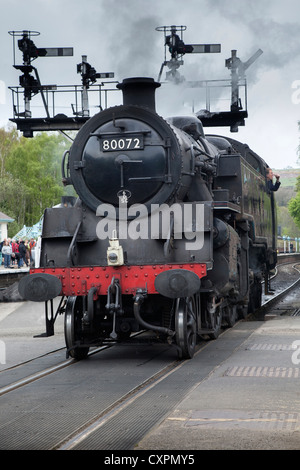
left=136, top=317, right=300, bottom=450
left=0, top=298, right=65, bottom=371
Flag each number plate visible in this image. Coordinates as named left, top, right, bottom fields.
left=100, top=135, right=144, bottom=152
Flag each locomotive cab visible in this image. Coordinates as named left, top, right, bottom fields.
left=208, top=134, right=277, bottom=311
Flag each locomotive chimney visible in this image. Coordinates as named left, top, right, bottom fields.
left=117, top=77, right=161, bottom=111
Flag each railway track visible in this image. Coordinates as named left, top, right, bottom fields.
left=0, top=344, right=116, bottom=397
left=261, top=263, right=300, bottom=312
left=0, top=262, right=299, bottom=450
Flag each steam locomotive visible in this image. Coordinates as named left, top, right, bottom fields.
left=19, top=77, right=277, bottom=359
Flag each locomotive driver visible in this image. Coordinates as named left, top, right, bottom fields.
left=266, top=167, right=281, bottom=191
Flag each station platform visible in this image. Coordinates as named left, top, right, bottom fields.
left=0, top=265, right=29, bottom=273
left=136, top=311, right=300, bottom=450
left=0, top=264, right=29, bottom=294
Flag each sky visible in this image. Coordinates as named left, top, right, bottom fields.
left=1, top=0, right=300, bottom=169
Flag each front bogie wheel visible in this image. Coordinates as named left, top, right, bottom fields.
left=64, top=296, right=89, bottom=360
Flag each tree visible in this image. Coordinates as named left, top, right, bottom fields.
left=279, top=204, right=300, bottom=236
left=296, top=174, right=300, bottom=193
left=0, top=129, right=70, bottom=236
left=287, top=122, right=300, bottom=229
left=0, top=128, right=26, bottom=236
left=5, top=132, right=68, bottom=226
left=0, top=126, right=20, bottom=178
left=0, top=173, right=28, bottom=229
left=289, top=191, right=300, bottom=229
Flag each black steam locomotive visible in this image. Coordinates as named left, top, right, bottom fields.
left=19, top=77, right=277, bottom=359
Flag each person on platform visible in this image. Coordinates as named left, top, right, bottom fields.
left=29, top=238, right=36, bottom=265
left=2, top=240, right=12, bottom=268
left=18, top=240, right=29, bottom=267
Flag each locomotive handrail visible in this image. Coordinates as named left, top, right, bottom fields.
left=61, top=150, right=71, bottom=186
left=67, top=221, right=82, bottom=267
